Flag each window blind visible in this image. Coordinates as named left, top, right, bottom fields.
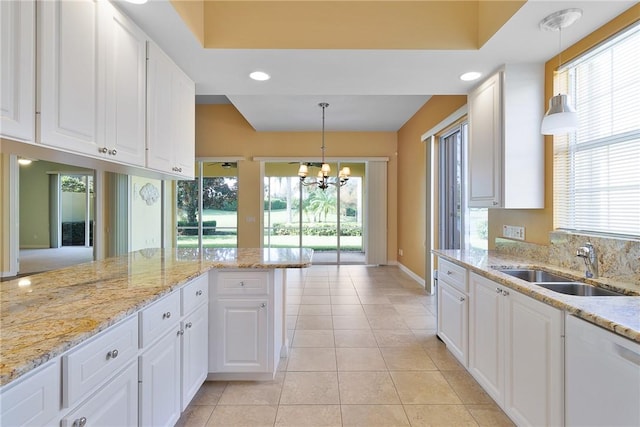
left=553, top=22, right=640, bottom=237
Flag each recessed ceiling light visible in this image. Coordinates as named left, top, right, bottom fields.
left=460, top=71, right=482, bottom=82
left=249, top=71, right=271, bottom=81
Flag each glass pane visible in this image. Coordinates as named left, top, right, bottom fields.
left=176, top=179, right=200, bottom=248
left=264, top=176, right=300, bottom=249
left=304, top=182, right=338, bottom=263
left=339, top=173, right=364, bottom=263
left=202, top=177, right=238, bottom=248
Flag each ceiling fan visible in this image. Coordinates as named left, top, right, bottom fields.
left=207, top=162, right=237, bottom=169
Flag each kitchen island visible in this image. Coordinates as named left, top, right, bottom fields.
left=0, top=247, right=313, bottom=387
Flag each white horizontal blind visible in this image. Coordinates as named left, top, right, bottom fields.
left=554, top=22, right=640, bottom=237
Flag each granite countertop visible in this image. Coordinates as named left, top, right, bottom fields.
left=0, top=247, right=313, bottom=387
left=434, top=249, right=640, bottom=343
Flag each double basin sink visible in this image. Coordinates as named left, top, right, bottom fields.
left=497, top=269, right=627, bottom=297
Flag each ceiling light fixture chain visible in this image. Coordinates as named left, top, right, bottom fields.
left=298, top=102, right=351, bottom=190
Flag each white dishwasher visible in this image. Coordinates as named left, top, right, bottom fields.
left=565, top=314, right=640, bottom=426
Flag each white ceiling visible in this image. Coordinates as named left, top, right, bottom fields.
left=116, top=0, right=637, bottom=132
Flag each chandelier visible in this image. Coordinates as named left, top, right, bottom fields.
left=298, top=102, right=351, bottom=190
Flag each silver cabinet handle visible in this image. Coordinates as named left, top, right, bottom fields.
left=260, top=303, right=266, bottom=308
left=196, top=290, right=203, bottom=296
left=163, top=311, right=171, bottom=319
left=496, top=288, right=503, bottom=294
left=502, top=290, right=510, bottom=296
left=177, top=329, right=184, bottom=336
left=108, top=149, right=117, bottom=155
left=73, top=417, right=87, bottom=427
left=492, top=201, right=499, bottom=206
left=98, top=147, right=108, bottom=154
left=446, top=270, right=453, bottom=275
left=106, top=349, right=119, bottom=360
left=459, top=296, right=465, bottom=302
left=240, top=281, right=245, bottom=287
left=186, top=322, right=193, bottom=329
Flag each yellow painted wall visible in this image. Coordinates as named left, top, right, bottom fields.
left=396, top=95, right=468, bottom=279
left=195, top=104, right=398, bottom=257
left=488, top=3, right=640, bottom=249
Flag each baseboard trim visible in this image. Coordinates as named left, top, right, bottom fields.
left=397, top=262, right=426, bottom=288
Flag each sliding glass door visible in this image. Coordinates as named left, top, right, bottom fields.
left=264, top=162, right=364, bottom=264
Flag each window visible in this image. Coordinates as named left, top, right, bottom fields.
left=554, top=22, right=640, bottom=237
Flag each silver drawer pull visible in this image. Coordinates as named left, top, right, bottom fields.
left=163, top=311, right=171, bottom=319
left=459, top=296, right=465, bottom=302
left=73, top=417, right=87, bottom=427
left=177, top=329, right=184, bottom=336
left=240, top=281, right=245, bottom=287
left=196, top=290, right=203, bottom=296
left=260, top=303, right=266, bottom=308
left=106, top=349, right=119, bottom=360
left=502, top=290, right=510, bottom=296
left=108, top=148, right=117, bottom=155
left=98, top=147, right=108, bottom=154
left=496, top=288, right=502, bottom=294
left=186, top=322, right=193, bottom=329
left=446, top=270, right=453, bottom=275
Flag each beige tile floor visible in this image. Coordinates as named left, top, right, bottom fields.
left=177, top=265, right=515, bottom=427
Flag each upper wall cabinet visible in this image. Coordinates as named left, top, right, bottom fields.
left=468, top=64, right=544, bottom=209
left=39, top=0, right=146, bottom=167
left=147, top=41, right=195, bottom=179
left=1, top=0, right=36, bottom=143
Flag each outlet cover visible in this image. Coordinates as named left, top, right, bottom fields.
left=503, top=225, right=525, bottom=240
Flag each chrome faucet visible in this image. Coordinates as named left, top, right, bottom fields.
left=576, top=242, right=598, bottom=279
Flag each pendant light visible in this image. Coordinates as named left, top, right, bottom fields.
left=298, top=103, right=350, bottom=190
left=540, top=8, right=582, bottom=136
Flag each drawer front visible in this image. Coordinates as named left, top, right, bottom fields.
left=438, top=258, right=468, bottom=293
left=63, top=316, right=138, bottom=409
left=1, top=359, right=60, bottom=427
left=139, top=291, right=180, bottom=348
left=182, top=274, right=208, bottom=316
left=215, top=271, right=269, bottom=296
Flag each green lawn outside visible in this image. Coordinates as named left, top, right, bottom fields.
left=180, top=209, right=363, bottom=250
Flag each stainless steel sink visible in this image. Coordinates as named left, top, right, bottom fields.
left=498, top=269, right=573, bottom=283
left=535, top=283, right=627, bottom=297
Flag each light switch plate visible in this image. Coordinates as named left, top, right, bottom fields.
left=503, top=225, right=525, bottom=240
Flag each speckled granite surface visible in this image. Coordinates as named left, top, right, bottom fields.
left=434, top=249, right=640, bottom=343
left=0, top=247, right=312, bottom=387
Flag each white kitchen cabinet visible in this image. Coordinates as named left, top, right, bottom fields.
left=468, top=64, right=544, bottom=208
left=469, top=272, right=563, bottom=426
left=39, top=0, right=146, bottom=167
left=60, top=361, right=138, bottom=427
left=39, top=0, right=102, bottom=155
left=139, top=328, right=182, bottom=427
left=0, top=359, right=60, bottom=427
left=213, top=298, right=269, bottom=373
left=146, top=41, right=195, bottom=179
left=181, top=299, right=208, bottom=410
left=209, top=269, right=283, bottom=380
left=0, top=0, right=35, bottom=143
left=100, top=0, right=147, bottom=166
left=436, top=257, right=469, bottom=367
left=565, top=314, right=640, bottom=426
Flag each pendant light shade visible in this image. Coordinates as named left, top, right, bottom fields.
left=541, top=94, right=578, bottom=135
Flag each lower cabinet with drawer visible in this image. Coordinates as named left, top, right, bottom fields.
left=208, top=269, right=283, bottom=380
left=436, top=257, right=469, bottom=367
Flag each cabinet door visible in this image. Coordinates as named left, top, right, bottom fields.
left=468, top=72, right=502, bottom=207
left=504, top=290, right=563, bottom=427
left=40, top=0, right=103, bottom=155
left=469, top=273, right=503, bottom=403
left=172, top=67, right=195, bottom=178
left=146, top=42, right=175, bottom=174
left=139, top=328, right=181, bottom=427
left=213, top=299, right=269, bottom=373
left=437, top=280, right=468, bottom=366
left=101, top=0, right=146, bottom=166
left=61, top=361, right=138, bottom=427
left=0, top=0, right=35, bottom=143
left=181, top=303, right=208, bottom=410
